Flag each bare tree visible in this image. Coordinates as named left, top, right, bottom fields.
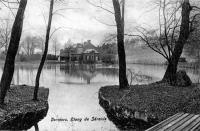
left=112, top=0, right=129, bottom=89
left=21, top=35, right=36, bottom=56
left=162, top=0, right=192, bottom=84
left=35, top=36, right=45, bottom=53
left=127, top=0, right=195, bottom=85
left=0, top=0, right=27, bottom=104
left=33, top=0, right=73, bottom=100
left=0, top=18, right=12, bottom=53
left=0, top=0, right=20, bottom=17
left=64, top=38, right=73, bottom=48
left=51, top=37, right=61, bottom=56
left=88, top=0, right=129, bottom=89
left=33, top=0, right=54, bottom=100
left=21, top=35, right=44, bottom=56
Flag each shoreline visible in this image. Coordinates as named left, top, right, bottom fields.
left=0, top=85, right=49, bottom=130
left=99, top=89, right=157, bottom=130
left=99, top=83, right=200, bottom=130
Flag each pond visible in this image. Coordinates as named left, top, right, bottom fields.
left=0, top=63, right=199, bottom=131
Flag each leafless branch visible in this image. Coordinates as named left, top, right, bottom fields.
left=125, top=33, right=169, bottom=60
left=50, top=27, right=62, bottom=39
left=53, top=7, right=80, bottom=15
left=93, top=17, right=116, bottom=27
left=191, top=6, right=200, bottom=11
left=190, top=13, right=200, bottom=32
left=0, top=0, right=19, bottom=17
left=87, top=0, right=114, bottom=14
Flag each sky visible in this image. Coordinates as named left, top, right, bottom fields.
left=0, top=0, right=159, bottom=47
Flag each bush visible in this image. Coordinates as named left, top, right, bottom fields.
left=101, top=54, right=117, bottom=64
left=46, top=54, right=58, bottom=60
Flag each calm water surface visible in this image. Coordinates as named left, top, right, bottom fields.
left=0, top=63, right=199, bottom=131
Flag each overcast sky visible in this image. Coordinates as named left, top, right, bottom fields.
left=0, top=0, right=159, bottom=46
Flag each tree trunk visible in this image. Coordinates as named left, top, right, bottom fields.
left=33, top=0, right=54, bottom=100
left=0, top=0, right=27, bottom=104
left=112, top=0, right=129, bottom=89
left=163, top=58, right=177, bottom=85
left=162, top=0, right=191, bottom=84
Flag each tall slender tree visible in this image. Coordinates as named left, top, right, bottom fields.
left=33, top=0, right=54, bottom=100
left=112, top=0, right=129, bottom=89
left=87, top=0, right=129, bottom=89
left=0, top=0, right=27, bottom=104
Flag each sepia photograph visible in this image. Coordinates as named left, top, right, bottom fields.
left=0, top=0, right=200, bottom=130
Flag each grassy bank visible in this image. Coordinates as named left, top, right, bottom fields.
left=100, top=82, right=200, bottom=122
left=0, top=85, right=49, bottom=130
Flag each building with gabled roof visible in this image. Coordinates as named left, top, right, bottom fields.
left=60, top=40, right=100, bottom=63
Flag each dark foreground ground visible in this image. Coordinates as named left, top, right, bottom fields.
left=0, top=85, right=49, bottom=130
left=99, top=82, right=200, bottom=130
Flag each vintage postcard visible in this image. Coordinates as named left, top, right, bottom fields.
left=0, top=0, right=199, bottom=131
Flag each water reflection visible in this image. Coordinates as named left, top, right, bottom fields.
left=0, top=63, right=199, bottom=130
left=10, top=63, right=200, bottom=86
left=60, top=64, right=97, bottom=84
left=59, top=64, right=119, bottom=84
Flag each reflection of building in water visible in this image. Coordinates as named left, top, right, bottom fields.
left=60, top=64, right=97, bottom=84
left=82, top=71, right=95, bottom=84
left=59, top=64, right=119, bottom=84
left=60, top=40, right=101, bottom=64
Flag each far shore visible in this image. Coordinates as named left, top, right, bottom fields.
left=0, top=59, right=199, bottom=69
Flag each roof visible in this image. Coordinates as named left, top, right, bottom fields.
left=83, top=41, right=97, bottom=51
left=60, top=40, right=99, bottom=55
left=83, top=49, right=99, bottom=53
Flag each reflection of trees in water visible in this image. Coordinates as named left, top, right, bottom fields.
left=96, top=68, right=119, bottom=77
left=60, top=64, right=96, bottom=84
left=45, top=64, right=57, bottom=70
left=14, top=64, right=61, bottom=85
left=11, top=64, right=48, bottom=85
left=60, top=64, right=119, bottom=84
left=11, top=65, right=35, bottom=85
left=59, top=64, right=154, bottom=84
left=127, top=69, right=153, bottom=85
left=44, top=64, right=58, bottom=83
left=4, top=63, right=200, bottom=85
left=183, top=67, right=200, bottom=75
